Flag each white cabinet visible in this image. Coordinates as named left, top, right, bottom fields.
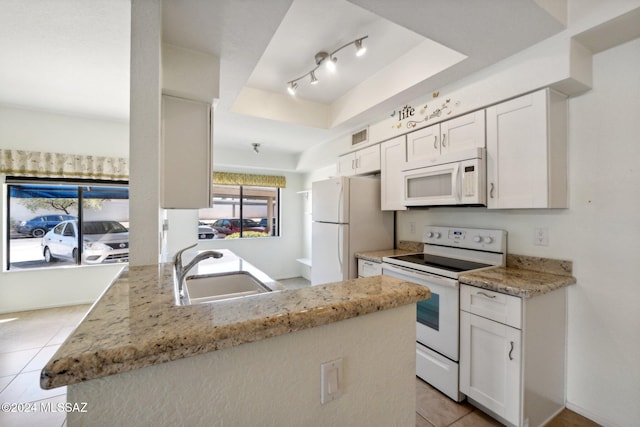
left=161, top=95, right=212, bottom=208
left=486, top=88, right=567, bottom=209
left=380, top=136, right=407, bottom=211
left=460, top=284, right=567, bottom=427
left=460, top=286, right=522, bottom=425
left=338, top=144, right=381, bottom=176
left=358, top=259, right=382, bottom=278
left=406, top=110, right=485, bottom=167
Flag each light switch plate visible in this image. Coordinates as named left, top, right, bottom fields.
left=320, top=359, right=343, bottom=404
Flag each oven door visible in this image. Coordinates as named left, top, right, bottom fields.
left=382, top=263, right=460, bottom=361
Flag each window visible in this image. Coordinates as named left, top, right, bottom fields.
left=6, top=179, right=129, bottom=270
left=199, top=184, right=280, bottom=239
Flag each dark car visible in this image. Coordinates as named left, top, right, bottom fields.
left=211, top=218, right=266, bottom=236
left=16, top=214, right=77, bottom=238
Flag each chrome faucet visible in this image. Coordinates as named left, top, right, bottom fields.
left=174, top=244, right=224, bottom=298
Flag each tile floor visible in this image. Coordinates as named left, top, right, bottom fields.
left=0, top=279, right=600, bottom=427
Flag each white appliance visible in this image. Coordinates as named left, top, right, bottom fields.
left=311, top=176, right=393, bottom=285
left=402, top=148, right=486, bottom=206
left=383, top=226, right=506, bottom=402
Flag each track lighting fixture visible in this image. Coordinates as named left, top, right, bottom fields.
left=286, top=36, right=368, bottom=95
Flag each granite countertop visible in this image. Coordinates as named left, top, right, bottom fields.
left=355, top=248, right=417, bottom=263
left=41, top=250, right=430, bottom=390
left=459, top=254, right=576, bottom=298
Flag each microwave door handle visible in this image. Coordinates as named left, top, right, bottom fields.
left=452, top=164, right=461, bottom=202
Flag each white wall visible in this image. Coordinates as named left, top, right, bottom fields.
left=0, top=106, right=128, bottom=158
left=0, top=107, right=129, bottom=313
left=393, top=38, right=640, bottom=427
left=68, top=304, right=416, bottom=427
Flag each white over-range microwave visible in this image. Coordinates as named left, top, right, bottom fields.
left=402, top=148, right=486, bottom=206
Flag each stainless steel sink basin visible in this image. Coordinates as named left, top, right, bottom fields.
left=179, top=271, right=271, bottom=305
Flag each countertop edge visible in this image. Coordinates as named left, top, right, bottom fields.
left=41, top=274, right=429, bottom=389
left=459, top=266, right=577, bottom=298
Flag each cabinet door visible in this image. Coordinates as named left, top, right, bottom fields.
left=161, top=95, right=212, bottom=208
left=337, top=153, right=356, bottom=176
left=356, top=144, right=381, bottom=175
left=460, top=311, right=521, bottom=426
left=440, top=110, right=485, bottom=156
left=486, top=89, right=567, bottom=209
left=380, top=136, right=407, bottom=210
left=406, top=123, right=440, bottom=164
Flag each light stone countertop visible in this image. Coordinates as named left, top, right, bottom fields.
left=459, top=254, right=576, bottom=298
left=355, top=248, right=417, bottom=263
left=357, top=246, right=576, bottom=299
left=41, top=250, right=430, bottom=390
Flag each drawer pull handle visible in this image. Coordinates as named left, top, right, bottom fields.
left=477, top=291, right=496, bottom=299
left=509, top=341, right=514, bottom=361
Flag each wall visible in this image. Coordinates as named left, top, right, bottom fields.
left=394, top=38, right=640, bottom=427
left=0, top=107, right=129, bottom=313
left=68, top=304, right=416, bottom=427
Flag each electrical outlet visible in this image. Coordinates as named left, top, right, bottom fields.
left=534, top=227, right=549, bottom=246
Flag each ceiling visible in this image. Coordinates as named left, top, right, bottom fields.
left=1, top=0, right=565, bottom=161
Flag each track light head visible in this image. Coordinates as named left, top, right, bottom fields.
left=325, top=56, right=337, bottom=72
left=310, top=71, right=319, bottom=85
left=355, top=38, right=367, bottom=57
left=287, top=81, right=297, bottom=95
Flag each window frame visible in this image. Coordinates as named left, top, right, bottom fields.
left=5, top=177, right=129, bottom=270
left=202, top=183, right=281, bottom=239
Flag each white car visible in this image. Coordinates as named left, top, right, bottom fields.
left=42, top=220, right=129, bottom=264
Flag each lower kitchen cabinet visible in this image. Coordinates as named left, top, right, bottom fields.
left=358, top=259, right=382, bottom=278
left=460, top=284, right=567, bottom=427
left=460, top=310, right=522, bottom=425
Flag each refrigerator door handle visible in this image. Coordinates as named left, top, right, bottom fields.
left=337, top=225, right=343, bottom=274
left=337, top=182, right=344, bottom=223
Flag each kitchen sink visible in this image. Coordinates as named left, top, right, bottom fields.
left=178, top=271, right=272, bottom=305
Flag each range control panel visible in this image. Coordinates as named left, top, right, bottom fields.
left=424, top=226, right=506, bottom=253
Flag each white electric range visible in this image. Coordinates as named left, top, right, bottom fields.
left=382, top=226, right=506, bottom=401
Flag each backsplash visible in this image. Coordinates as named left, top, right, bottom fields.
left=507, top=254, right=573, bottom=276
left=398, top=240, right=423, bottom=252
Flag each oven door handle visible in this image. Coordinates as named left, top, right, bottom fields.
left=382, top=264, right=459, bottom=289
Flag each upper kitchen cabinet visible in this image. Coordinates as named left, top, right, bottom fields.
left=486, top=89, right=568, bottom=209
left=380, top=136, right=407, bottom=211
left=406, top=110, right=485, bottom=167
left=161, top=95, right=212, bottom=208
left=160, top=44, right=219, bottom=209
left=337, top=144, right=381, bottom=177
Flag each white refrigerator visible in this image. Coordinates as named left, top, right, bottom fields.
left=311, top=176, right=394, bottom=285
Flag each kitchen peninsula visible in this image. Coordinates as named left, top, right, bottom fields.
left=41, top=250, right=430, bottom=426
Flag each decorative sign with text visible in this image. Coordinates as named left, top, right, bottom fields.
left=390, top=92, right=461, bottom=131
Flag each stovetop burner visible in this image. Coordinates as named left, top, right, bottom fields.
left=392, top=253, right=492, bottom=273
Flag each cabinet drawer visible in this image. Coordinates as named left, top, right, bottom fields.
left=461, top=284, right=522, bottom=329
left=358, top=259, right=382, bottom=277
